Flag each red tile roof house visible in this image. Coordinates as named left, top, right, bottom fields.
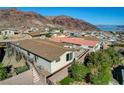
left=51, top=36, right=101, bottom=52
left=50, top=36, right=101, bottom=62
left=5, top=39, right=75, bottom=85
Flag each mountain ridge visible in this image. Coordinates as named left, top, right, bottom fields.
left=0, top=8, right=99, bottom=32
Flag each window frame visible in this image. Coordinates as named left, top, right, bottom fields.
left=66, top=53, right=73, bottom=61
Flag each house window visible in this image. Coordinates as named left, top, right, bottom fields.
left=56, top=58, right=60, bottom=63
left=35, top=56, right=38, bottom=62
left=27, top=52, right=30, bottom=56
left=66, top=53, right=73, bottom=61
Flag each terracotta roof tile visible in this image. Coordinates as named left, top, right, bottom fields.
left=51, top=37, right=98, bottom=47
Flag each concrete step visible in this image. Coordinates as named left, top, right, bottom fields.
left=32, top=68, right=41, bottom=84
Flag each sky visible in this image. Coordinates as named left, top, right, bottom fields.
left=0, top=7, right=124, bottom=25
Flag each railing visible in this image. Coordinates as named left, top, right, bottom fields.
left=32, top=61, right=48, bottom=84
left=77, top=49, right=89, bottom=60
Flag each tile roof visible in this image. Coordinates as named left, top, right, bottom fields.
left=51, top=37, right=98, bottom=47
left=10, top=39, right=72, bottom=62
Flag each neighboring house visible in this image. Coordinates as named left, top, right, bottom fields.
left=1, top=30, right=15, bottom=36
left=24, top=27, right=39, bottom=33
left=27, top=31, right=47, bottom=38
left=52, top=29, right=61, bottom=33
left=7, top=39, right=75, bottom=84
left=51, top=36, right=101, bottom=52
left=50, top=36, right=102, bottom=63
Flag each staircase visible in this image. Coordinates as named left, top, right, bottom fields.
left=32, top=68, right=42, bottom=85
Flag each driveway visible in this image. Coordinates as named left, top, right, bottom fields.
left=0, top=70, right=33, bottom=85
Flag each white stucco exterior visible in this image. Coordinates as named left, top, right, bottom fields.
left=80, top=42, right=101, bottom=52
left=35, top=57, right=51, bottom=73
left=93, top=41, right=102, bottom=52
left=50, top=51, right=74, bottom=73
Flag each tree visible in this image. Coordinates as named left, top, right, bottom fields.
left=84, top=48, right=122, bottom=84
left=105, top=47, right=122, bottom=67
left=85, top=48, right=122, bottom=69
left=0, top=64, right=7, bottom=80
left=70, top=63, right=90, bottom=81
left=85, top=51, right=112, bottom=70
left=91, top=67, right=112, bottom=85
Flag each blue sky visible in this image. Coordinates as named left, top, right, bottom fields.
left=0, top=7, right=124, bottom=25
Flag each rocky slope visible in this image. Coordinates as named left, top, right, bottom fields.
left=0, top=8, right=98, bottom=32
left=0, top=8, right=53, bottom=32
left=46, top=15, right=98, bottom=31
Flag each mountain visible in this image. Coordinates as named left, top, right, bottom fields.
left=0, top=8, right=53, bottom=32
left=46, top=15, right=98, bottom=31
left=0, top=8, right=98, bottom=32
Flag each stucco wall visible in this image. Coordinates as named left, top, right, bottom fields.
left=51, top=51, right=74, bottom=73
left=93, top=42, right=101, bottom=52
left=48, top=65, right=70, bottom=84
left=35, top=51, right=74, bottom=73
left=36, top=57, right=51, bottom=73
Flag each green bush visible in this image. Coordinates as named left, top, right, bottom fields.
left=91, top=67, right=112, bottom=85
left=106, top=47, right=122, bottom=67
left=60, top=47, right=122, bottom=85
left=0, top=64, right=8, bottom=80
left=83, top=47, right=122, bottom=84
left=70, top=64, right=90, bottom=81
left=15, top=65, right=29, bottom=74
left=59, top=77, right=74, bottom=85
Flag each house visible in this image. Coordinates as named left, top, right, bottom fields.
left=7, top=39, right=75, bottom=84
left=25, top=27, right=39, bottom=33
left=50, top=36, right=102, bottom=63
left=27, top=31, right=47, bottom=38
left=51, top=36, right=101, bottom=52
left=1, top=30, right=15, bottom=36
